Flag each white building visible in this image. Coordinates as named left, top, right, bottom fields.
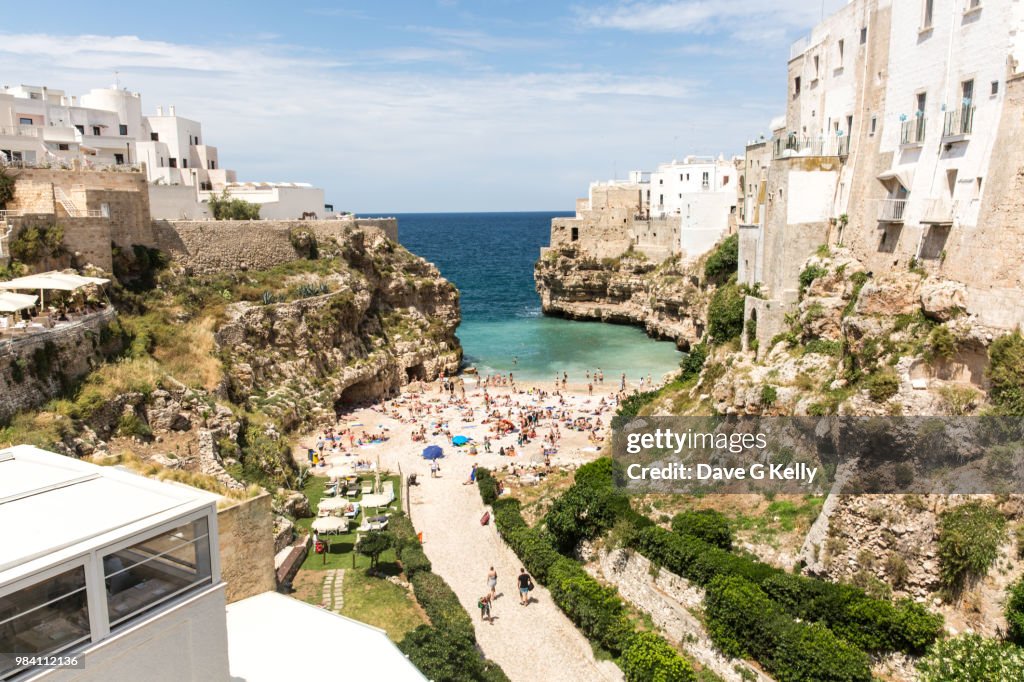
left=0, top=84, right=326, bottom=220
left=645, top=155, right=740, bottom=259
left=0, top=445, right=424, bottom=682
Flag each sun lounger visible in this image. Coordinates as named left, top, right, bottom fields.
left=361, top=481, right=373, bottom=495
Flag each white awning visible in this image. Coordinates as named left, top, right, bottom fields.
left=0, top=271, right=109, bottom=292
left=877, top=165, right=915, bottom=191
left=0, top=292, right=37, bottom=312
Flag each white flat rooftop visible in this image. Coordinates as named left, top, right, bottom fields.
left=225, top=592, right=425, bottom=681
left=0, top=445, right=217, bottom=578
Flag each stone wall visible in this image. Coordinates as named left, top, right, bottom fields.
left=153, top=219, right=398, bottom=275
left=596, top=548, right=769, bottom=682
left=0, top=308, right=121, bottom=423
left=217, top=492, right=277, bottom=603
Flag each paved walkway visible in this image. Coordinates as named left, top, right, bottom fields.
left=321, top=569, right=345, bottom=612
left=406, top=469, right=622, bottom=682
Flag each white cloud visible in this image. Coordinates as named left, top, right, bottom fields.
left=579, top=0, right=849, bottom=42
left=0, top=32, right=766, bottom=211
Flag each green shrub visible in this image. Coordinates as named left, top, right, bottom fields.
left=620, top=631, right=697, bottom=682
left=671, top=509, right=733, bottom=550
left=704, top=233, right=738, bottom=282
left=707, top=278, right=745, bottom=342
left=1006, top=577, right=1024, bottom=646
left=617, top=389, right=660, bottom=418
left=391, top=513, right=432, bottom=578
left=9, top=221, right=65, bottom=264
left=631, top=526, right=941, bottom=654
left=917, top=634, right=1024, bottom=682
left=410, top=571, right=474, bottom=638
left=704, top=575, right=872, bottom=682
left=0, top=167, right=16, bottom=207
left=760, top=385, right=778, bottom=409
left=938, top=502, right=1006, bottom=594
left=987, top=331, right=1024, bottom=415
left=477, top=467, right=500, bottom=505
left=545, top=479, right=630, bottom=553
left=546, top=557, right=635, bottom=655
left=798, top=263, right=828, bottom=295
left=804, top=339, right=843, bottom=356
left=399, top=624, right=508, bottom=682
left=865, top=371, right=900, bottom=402
left=492, top=498, right=562, bottom=581
left=116, top=413, right=152, bottom=439
left=208, top=190, right=261, bottom=220
left=679, top=343, right=708, bottom=382
left=925, top=325, right=958, bottom=362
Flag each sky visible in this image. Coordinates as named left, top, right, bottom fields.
left=0, top=0, right=847, bottom=212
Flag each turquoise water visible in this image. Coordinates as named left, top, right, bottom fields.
left=394, top=212, right=682, bottom=381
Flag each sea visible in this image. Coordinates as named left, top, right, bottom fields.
left=390, top=212, right=682, bottom=383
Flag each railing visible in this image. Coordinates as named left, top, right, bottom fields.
left=878, top=198, right=907, bottom=222
left=53, top=187, right=109, bottom=218
left=900, top=117, right=927, bottom=145
left=943, top=105, right=974, bottom=137
left=0, top=125, right=40, bottom=137
left=920, top=198, right=959, bottom=224
left=0, top=210, right=21, bottom=220
left=772, top=134, right=850, bottom=159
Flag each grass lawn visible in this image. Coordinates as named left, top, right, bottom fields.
left=341, top=569, right=428, bottom=642
left=294, top=473, right=404, bottom=571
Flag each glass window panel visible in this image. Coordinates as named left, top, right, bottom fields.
left=0, top=566, right=90, bottom=678
left=103, top=517, right=212, bottom=628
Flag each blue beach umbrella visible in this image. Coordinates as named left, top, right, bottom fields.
left=452, top=435, right=470, bottom=446
left=422, top=445, right=444, bottom=460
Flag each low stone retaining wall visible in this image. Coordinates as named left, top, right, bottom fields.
left=597, top=548, right=770, bottom=682
left=0, top=308, right=121, bottom=423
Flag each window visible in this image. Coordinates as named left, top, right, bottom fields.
left=794, top=76, right=802, bottom=97
left=114, top=153, right=124, bottom=164
left=103, top=517, right=212, bottom=630
left=870, top=115, right=877, bottom=135
left=917, top=92, right=927, bottom=114
left=969, top=0, right=981, bottom=9
left=182, top=159, right=188, bottom=168
left=962, top=79, right=974, bottom=104
left=723, top=175, right=730, bottom=186
left=58, top=143, right=69, bottom=151
left=923, top=0, right=934, bottom=28
left=570, top=227, right=579, bottom=242
left=837, top=39, right=845, bottom=65
left=813, top=55, right=820, bottom=79
left=701, top=171, right=710, bottom=188
left=991, top=81, right=999, bottom=96
left=860, top=27, right=867, bottom=44
left=150, top=132, right=159, bottom=141
left=209, top=160, right=216, bottom=170
left=168, top=158, right=177, bottom=168
left=679, top=174, right=683, bottom=181
left=90, top=126, right=100, bottom=136
left=29, top=92, right=40, bottom=100
left=0, top=565, right=91, bottom=678
left=119, top=124, right=128, bottom=136
left=18, top=117, right=32, bottom=125
left=75, top=125, right=84, bottom=134
left=658, top=178, right=663, bottom=185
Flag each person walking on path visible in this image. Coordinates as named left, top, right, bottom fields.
left=464, top=463, right=477, bottom=485
left=518, top=568, right=533, bottom=606
left=487, top=566, right=498, bottom=600
left=478, top=593, right=493, bottom=623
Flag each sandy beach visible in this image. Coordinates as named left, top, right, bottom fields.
left=291, top=372, right=633, bottom=682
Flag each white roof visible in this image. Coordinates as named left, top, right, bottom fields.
left=0, top=292, right=37, bottom=312
left=0, top=271, right=110, bottom=292
left=0, top=445, right=218, bottom=580
left=226, top=592, right=426, bottom=681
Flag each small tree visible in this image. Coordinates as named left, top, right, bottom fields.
left=938, top=502, right=1006, bottom=596
left=208, top=190, right=261, bottom=220
left=356, top=530, right=394, bottom=570
left=0, top=167, right=16, bottom=208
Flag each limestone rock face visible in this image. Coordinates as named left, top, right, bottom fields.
left=216, top=229, right=461, bottom=430
left=920, top=278, right=968, bottom=321
left=534, top=249, right=709, bottom=350
left=855, top=275, right=922, bottom=317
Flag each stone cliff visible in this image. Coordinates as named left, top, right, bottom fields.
left=534, top=246, right=710, bottom=350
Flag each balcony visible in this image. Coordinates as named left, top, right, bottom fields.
left=878, top=198, right=907, bottom=223
left=943, top=105, right=974, bottom=140
left=920, top=198, right=958, bottom=225
left=0, top=125, right=39, bottom=137
left=772, top=134, right=850, bottom=160
left=900, top=117, right=926, bottom=146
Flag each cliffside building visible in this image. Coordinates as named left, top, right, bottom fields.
left=0, top=85, right=325, bottom=220
left=548, top=155, right=741, bottom=263
left=741, top=0, right=1024, bottom=351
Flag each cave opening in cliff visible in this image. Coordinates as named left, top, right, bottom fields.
left=336, top=377, right=383, bottom=409
left=406, top=363, right=426, bottom=382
